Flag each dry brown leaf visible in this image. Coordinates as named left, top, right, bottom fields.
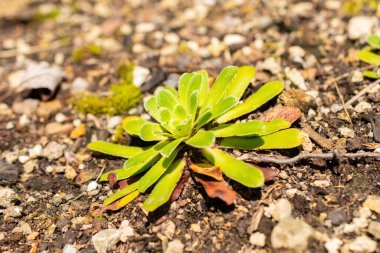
left=195, top=176, right=237, bottom=205
left=189, top=161, right=223, bottom=181
left=259, top=105, right=301, bottom=124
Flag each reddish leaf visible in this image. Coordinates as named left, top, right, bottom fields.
left=195, top=176, right=237, bottom=205
left=108, top=172, right=118, bottom=189
left=257, top=166, right=279, bottom=182
left=259, top=105, right=301, bottom=124
left=170, top=170, right=190, bottom=202
left=188, top=161, right=223, bottom=181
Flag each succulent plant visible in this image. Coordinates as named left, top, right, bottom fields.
left=88, top=66, right=304, bottom=212
left=358, top=34, right=380, bottom=79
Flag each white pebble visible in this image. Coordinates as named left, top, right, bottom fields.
left=18, top=155, right=30, bottom=164
left=87, top=181, right=100, bottom=192
left=55, top=113, right=66, bottom=123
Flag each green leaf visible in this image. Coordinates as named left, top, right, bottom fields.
left=143, top=158, right=185, bottom=212
left=226, top=66, right=256, bottom=100
left=188, top=91, right=199, bottom=123
left=87, top=141, right=145, bottom=158
left=160, top=137, right=186, bottom=157
left=186, top=130, right=215, bottom=148
left=99, top=168, right=128, bottom=182
left=173, top=104, right=187, bottom=123
left=211, top=119, right=291, bottom=137
left=175, top=118, right=192, bottom=137
left=138, top=148, right=180, bottom=193
left=368, top=34, right=380, bottom=49
left=219, top=128, right=304, bottom=150
left=140, top=123, right=167, bottom=141
left=123, top=118, right=147, bottom=136
left=103, top=181, right=138, bottom=206
left=196, top=70, right=209, bottom=109
left=144, top=96, right=160, bottom=121
left=208, top=96, right=238, bottom=121
left=204, top=66, right=237, bottom=110
left=124, top=141, right=168, bottom=170
left=163, top=86, right=178, bottom=98
left=103, top=190, right=140, bottom=210
left=363, top=70, right=380, bottom=79
left=215, top=81, right=284, bottom=124
left=358, top=49, right=380, bottom=65
left=195, top=110, right=212, bottom=129
left=201, top=148, right=264, bottom=188
left=178, top=73, right=194, bottom=108
left=156, top=89, right=177, bottom=111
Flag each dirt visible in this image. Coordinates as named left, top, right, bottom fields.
left=0, top=0, right=380, bottom=252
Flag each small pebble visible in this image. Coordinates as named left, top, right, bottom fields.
left=87, top=181, right=100, bottom=192
left=338, top=127, right=355, bottom=138
left=55, top=113, right=66, bottom=123
left=348, top=235, right=376, bottom=253
left=249, top=232, right=266, bottom=247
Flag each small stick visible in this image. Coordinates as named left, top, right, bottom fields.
left=238, top=152, right=380, bottom=165
left=345, top=79, right=380, bottom=106
left=333, top=80, right=353, bottom=125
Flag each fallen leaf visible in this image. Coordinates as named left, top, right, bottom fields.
left=170, top=170, right=190, bottom=202
left=70, top=124, right=86, bottom=139
left=256, top=166, right=279, bottom=182
left=21, top=61, right=65, bottom=100
left=195, top=176, right=237, bottom=205
left=259, top=105, right=301, bottom=124
left=188, top=161, right=223, bottom=181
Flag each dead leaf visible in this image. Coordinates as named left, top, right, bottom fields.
left=259, top=105, right=301, bottom=124
left=170, top=170, right=190, bottom=202
left=21, top=61, right=65, bottom=100
left=188, top=161, right=223, bottom=181
left=301, top=123, right=333, bottom=150
left=256, top=166, right=279, bottom=182
left=195, top=176, right=237, bottom=205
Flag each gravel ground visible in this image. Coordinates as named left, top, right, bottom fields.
left=0, top=0, right=380, bottom=252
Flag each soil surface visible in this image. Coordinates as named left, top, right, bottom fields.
left=0, top=0, right=380, bottom=252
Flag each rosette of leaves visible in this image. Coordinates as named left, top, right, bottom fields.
left=88, top=66, right=304, bottom=213
left=358, top=34, right=380, bottom=79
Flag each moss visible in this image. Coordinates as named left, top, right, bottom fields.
left=70, top=63, right=141, bottom=116
left=342, top=0, right=378, bottom=14
left=32, top=8, right=61, bottom=22
left=72, top=43, right=103, bottom=62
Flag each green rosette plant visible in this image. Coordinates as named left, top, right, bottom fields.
left=358, top=34, right=380, bottom=79
left=88, top=66, right=304, bottom=212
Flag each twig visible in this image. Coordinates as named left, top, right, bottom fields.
left=333, top=80, right=353, bottom=125
left=0, top=39, right=70, bottom=58
left=238, top=152, right=380, bottom=165
left=345, top=79, right=380, bottom=106
left=324, top=65, right=378, bottom=86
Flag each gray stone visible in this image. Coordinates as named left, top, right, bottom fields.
left=92, top=229, right=121, bottom=253
left=41, top=142, right=65, bottom=161
left=265, top=198, right=292, bottom=221
left=119, top=220, right=135, bottom=242
left=348, top=16, right=378, bottom=40
left=271, top=217, right=313, bottom=252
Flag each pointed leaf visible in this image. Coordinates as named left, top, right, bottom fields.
left=103, top=181, right=138, bottom=206
left=204, top=66, right=237, bottom=109
left=124, top=141, right=168, bottom=169
left=123, top=118, right=147, bottom=136
left=143, top=158, right=185, bottom=212
left=201, top=148, right=264, bottom=188
left=219, top=128, right=304, bottom=150
left=358, top=49, right=380, bottom=65
left=199, top=96, right=239, bottom=127
left=211, top=119, right=290, bottom=137
left=195, top=110, right=213, bottom=129
left=160, top=137, right=186, bottom=157
left=186, top=130, right=215, bottom=148
left=226, top=66, right=256, bottom=100
left=101, top=190, right=140, bottom=212
left=195, top=176, right=237, bottom=205
left=88, top=141, right=145, bottom=158
left=138, top=148, right=180, bottom=193
left=215, top=81, right=284, bottom=124
left=363, top=70, right=380, bottom=79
